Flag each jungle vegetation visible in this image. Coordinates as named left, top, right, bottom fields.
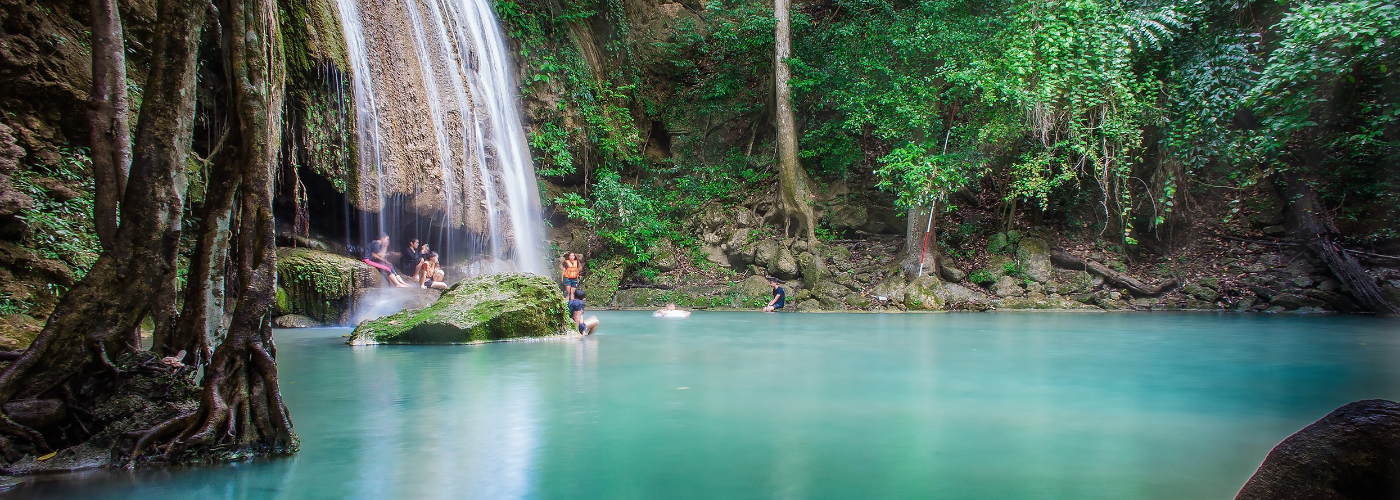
left=504, top=0, right=1397, bottom=309
left=0, top=0, right=1396, bottom=470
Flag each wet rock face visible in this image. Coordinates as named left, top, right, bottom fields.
left=1236, top=399, right=1400, bottom=500
left=276, top=248, right=380, bottom=325
left=350, top=273, right=569, bottom=344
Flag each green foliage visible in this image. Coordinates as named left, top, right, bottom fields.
left=528, top=122, right=575, bottom=177
left=1240, top=1, right=1400, bottom=166
left=969, top=269, right=994, bottom=286
left=0, top=292, right=31, bottom=316
left=500, top=0, right=1398, bottom=252
left=1234, top=1, right=1400, bottom=239
left=13, top=147, right=101, bottom=280
left=556, top=170, right=680, bottom=262
left=499, top=0, right=643, bottom=179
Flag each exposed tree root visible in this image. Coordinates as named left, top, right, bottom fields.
left=1050, top=249, right=1180, bottom=296
left=1277, top=176, right=1400, bottom=315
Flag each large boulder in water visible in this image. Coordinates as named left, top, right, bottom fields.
left=349, top=273, right=570, bottom=344
left=1236, top=399, right=1400, bottom=500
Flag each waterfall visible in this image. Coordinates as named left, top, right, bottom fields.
left=334, top=0, right=545, bottom=275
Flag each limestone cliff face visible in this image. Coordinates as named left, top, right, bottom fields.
left=334, top=0, right=541, bottom=246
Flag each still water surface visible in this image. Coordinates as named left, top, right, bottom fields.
left=7, top=311, right=1400, bottom=499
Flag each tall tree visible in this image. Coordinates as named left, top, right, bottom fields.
left=773, top=0, right=818, bottom=246
left=0, top=0, right=207, bottom=451
left=87, top=0, right=132, bottom=250
left=128, top=0, right=297, bottom=460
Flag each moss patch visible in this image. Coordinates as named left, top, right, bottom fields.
left=276, top=248, right=376, bottom=324
left=351, top=273, right=569, bottom=344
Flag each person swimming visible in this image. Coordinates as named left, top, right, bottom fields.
left=653, top=303, right=691, bottom=318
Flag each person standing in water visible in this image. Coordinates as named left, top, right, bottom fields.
left=568, top=289, right=599, bottom=335
left=762, top=279, right=786, bottom=312
left=560, top=252, right=583, bottom=299
left=415, top=251, right=448, bottom=289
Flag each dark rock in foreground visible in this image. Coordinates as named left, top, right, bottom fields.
left=349, top=273, right=569, bottom=344
left=1236, top=399, right=1400, bottom=500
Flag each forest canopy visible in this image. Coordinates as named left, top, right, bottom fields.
left=503, top=0, right=1398, bottom=263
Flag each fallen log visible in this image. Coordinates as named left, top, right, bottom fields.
left=1049, top=250, right=1179, bottom=297
left=1277, top=175, right=1400, bottom=315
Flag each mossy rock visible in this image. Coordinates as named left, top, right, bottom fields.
left=349, top=273, right=569, bottom=344
left=903, top=276, right=945, bottom=311
left=1014, top=237, right=1052, bottom=283
left=276, top=248, right=379, bottom=324
left=585, top=256, right=627, bottom=306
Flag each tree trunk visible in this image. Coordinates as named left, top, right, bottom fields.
left=0, top=0, right=206, bottom=452
left=1049, top=250, right=1179, bottom=296
left=1276, top=175, right=1400, bottom=315
left=88, top=0, right=132, bottom=250
left=162, top=139, right=240, bottom=365
left=903, top=204, right=939, bottom=279
left=773, top=0, right=818, bottom=246
left=127, top=0, right=297, bottom=461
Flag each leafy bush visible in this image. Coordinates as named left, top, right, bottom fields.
left=556, top=170, right=681, bottom=263
left=0, top=293, right=31, bottom=316
left=13, top=147, right=100, bottom=280
left=969, top=269, right=994, bottom=286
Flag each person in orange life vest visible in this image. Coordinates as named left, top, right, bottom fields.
left=560, top=252, right=583, bottom=298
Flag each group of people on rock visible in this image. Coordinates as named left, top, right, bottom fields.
left=361, top=234, right=447, bottom=289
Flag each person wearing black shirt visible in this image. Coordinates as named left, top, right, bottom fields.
left=402, top=238, right=422, bottom=270
left=568, top=289, right=599, bottom=335
left=762, top=279, right=786, bottom=312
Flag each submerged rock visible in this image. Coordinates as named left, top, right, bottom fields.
left=1237, top=399, right=1400, bottom=500
left=273, top=314, right=322, bottom=328
left=350, top=273, right=570, bottom=344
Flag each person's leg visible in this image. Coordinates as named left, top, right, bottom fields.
left=430, top=281, right=448, bottom=290
left=583, top=316, right=600, bottom=335
left=762, top=306, right=774, bottom=312
left=434, top=269, right=444, bottom=281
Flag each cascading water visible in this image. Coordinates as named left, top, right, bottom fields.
left=334, top=0, right=545, bottom=275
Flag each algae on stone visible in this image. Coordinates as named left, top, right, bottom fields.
left=350, top=273, right=569, bottom=344
left=276, top=248, right=378, bottom=324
